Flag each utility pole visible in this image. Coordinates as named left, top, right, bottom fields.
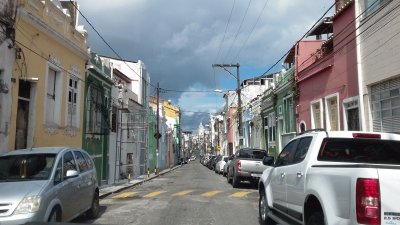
left=212, top=63, right=242, bottom=147
left=156, top=82, right=160, bottom=174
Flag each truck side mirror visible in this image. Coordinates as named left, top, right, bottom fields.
left=262, top=156, right=275, bottom=166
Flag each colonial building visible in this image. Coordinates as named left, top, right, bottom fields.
left=83, top=51, right=113, bottom=185
left=0, top=0, right=16, bottom=154
left=11, top=0, right=88, bottom=150
left=296, top=1, right=359, bottom=134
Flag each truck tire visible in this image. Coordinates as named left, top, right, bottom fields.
left=306, top=211, right=325, bottom=225
left=259, top=189, right=276, bottom=225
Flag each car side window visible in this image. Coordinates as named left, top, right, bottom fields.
left=293, top=137, right=313, bottom=163
left=63, top=151, right=77, bottom=176
left=74, top=151, right=89, bottom=172
left=275, top=140, right=298, bottom=167
left=54, top=159, right=62, bottom=185
left=82, top=152, right=94, bottom=170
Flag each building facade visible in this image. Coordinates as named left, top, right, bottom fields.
left=12, top=0, right=88, bottom=150
left=83, top=51, right=113, bottom=185
left=0, top=0, right=16, bottom=154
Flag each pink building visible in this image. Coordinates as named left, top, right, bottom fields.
left=296, top=1, right=360, bottom=132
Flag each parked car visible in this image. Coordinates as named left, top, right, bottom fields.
left=214, top=155, right=229, bottom=174
left=227, top=148, right=269, bottom=187
left=259, top=130, right=400, bottom=225
left=206, top=155, right=217, bottom=170
left=0, top=147, right=99, bottom=224
left=223, top=154, right=235, bottom=177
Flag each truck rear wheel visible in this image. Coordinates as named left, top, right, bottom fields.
left=232, top=172, right=240, bottom=188
left=306, top=211, right=324, bottom=225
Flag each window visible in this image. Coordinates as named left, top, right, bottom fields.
left=74, top=151, right=89, bottom=172
left=268, top=113, right=276, bottom=144
left=325, top=93, right=339, bottom=131
left=67, top=77, right=79, bottom=127
left=275, top=139, right=298, bottom=167
left=311, top=99, right=323, bottom=129
left=87, top=85, right=103, bottom=133
left=293, top=137, right=312, bottom=163
left=284, top=96, right=295, bottom=132
left=299, top=121, right=306, bottom=133
left=370, top=77, right=400, bottom=132
left=82, top=152, right=94, bottom=170
left=343, top=97, right=360, bottom=131
left=63, top=151, right=77, bottom=177
left=318, top=138, right=400, bottom=164
left=363, top=0, right=390, bottom=16
left=54, top=159, right=62, bottom=185
left=46, top=68, right=57, bottom=124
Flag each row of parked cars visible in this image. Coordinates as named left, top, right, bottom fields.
left=200, top=148, right=269, bottom=188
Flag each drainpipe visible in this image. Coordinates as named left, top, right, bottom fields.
left=355, top=0, right=367, bottom=131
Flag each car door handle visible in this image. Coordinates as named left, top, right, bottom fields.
left=280, top=172, right=286, bottom=178
left=297, top=172, right=304, bottom=178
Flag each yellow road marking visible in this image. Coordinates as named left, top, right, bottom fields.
left=172, top=190, right=194, bottom=196
left=201, top=190, right=223, bottom=197
left=230, top=191, right=251, bottom=198
left=112, top=192, right=137, bottom=198
left=143, top=191, right=166, bottom=198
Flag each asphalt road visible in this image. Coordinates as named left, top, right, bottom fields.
left=74, top=160, right=261, bottom=225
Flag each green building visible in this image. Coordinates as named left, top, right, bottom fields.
left=83, top=51, right=113, bottom=185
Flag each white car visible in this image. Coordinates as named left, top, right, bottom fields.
left=215, top=155, right=229, bottom=174
left=0, top=147, right=99, bottom=224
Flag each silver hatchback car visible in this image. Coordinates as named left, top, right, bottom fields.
left=0, top=147, right=99, bottom=224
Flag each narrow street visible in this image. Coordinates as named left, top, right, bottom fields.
left=75, top=161, right=260, bottom=225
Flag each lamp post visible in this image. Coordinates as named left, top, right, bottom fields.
left=212, top=63, right=243, bottom=147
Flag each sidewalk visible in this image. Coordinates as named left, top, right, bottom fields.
left=99, top=165, right=181, bottom=199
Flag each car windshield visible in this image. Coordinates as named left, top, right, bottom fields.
left=0, top=153, right=56, bottom=181
left=318, top=138, right=400, bottom=164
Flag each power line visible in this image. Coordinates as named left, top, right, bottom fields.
left=214, top=0, right=236, bottom=63
left=260, top=2, right=335, bottom=76
left=233, top=0, right=270, bottom=62
left=223, top=0, right=253, bottom=63
left=69, top=1, right=157, bottom=89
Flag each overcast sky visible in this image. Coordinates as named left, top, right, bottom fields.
left=77, top=0, right=333, bottom=131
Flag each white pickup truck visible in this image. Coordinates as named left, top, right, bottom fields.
left=258, top=130, right=400, bottom=225
left=227, top=148, right=269, bottom=188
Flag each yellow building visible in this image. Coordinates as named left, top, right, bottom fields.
left=10, top=0, right=88, bottom=150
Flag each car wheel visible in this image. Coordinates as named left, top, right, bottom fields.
left=259, top=189, right=276, bottom=225
left=86, top=191, right=100, bottom=219
left=227, top=171, right=232, bottom=183
left=306, top=211, right=325, bottom=225
left=48, top=207, right=61, bottom=222
left=232, top=172, right=240, bottom=188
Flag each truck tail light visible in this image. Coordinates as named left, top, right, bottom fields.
left=237, top=160, right=241, bottom=172
left=353, top=133, right=381, bottom=139
left=356, top=178, right=380, bottom=225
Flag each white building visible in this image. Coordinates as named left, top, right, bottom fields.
left=356, top=0, right=400, bottom=133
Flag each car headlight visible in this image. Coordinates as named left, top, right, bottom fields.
left=14, top=196, right=41, bottom=214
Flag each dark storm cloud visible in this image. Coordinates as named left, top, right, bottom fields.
left=78, top=0, right=332, bottom=130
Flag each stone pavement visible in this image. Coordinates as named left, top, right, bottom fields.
left=99, top=165, right=181, bottom=199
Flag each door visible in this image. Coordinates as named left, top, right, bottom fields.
left=61, top=151, right=81, bottom=219
left=285, top=137, right=313, bottom=221
left=15, top=81, right=31, bottom=149
left=270, top=139, right=298, bottom=213
left=73, top=150, right=93, bottom=211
